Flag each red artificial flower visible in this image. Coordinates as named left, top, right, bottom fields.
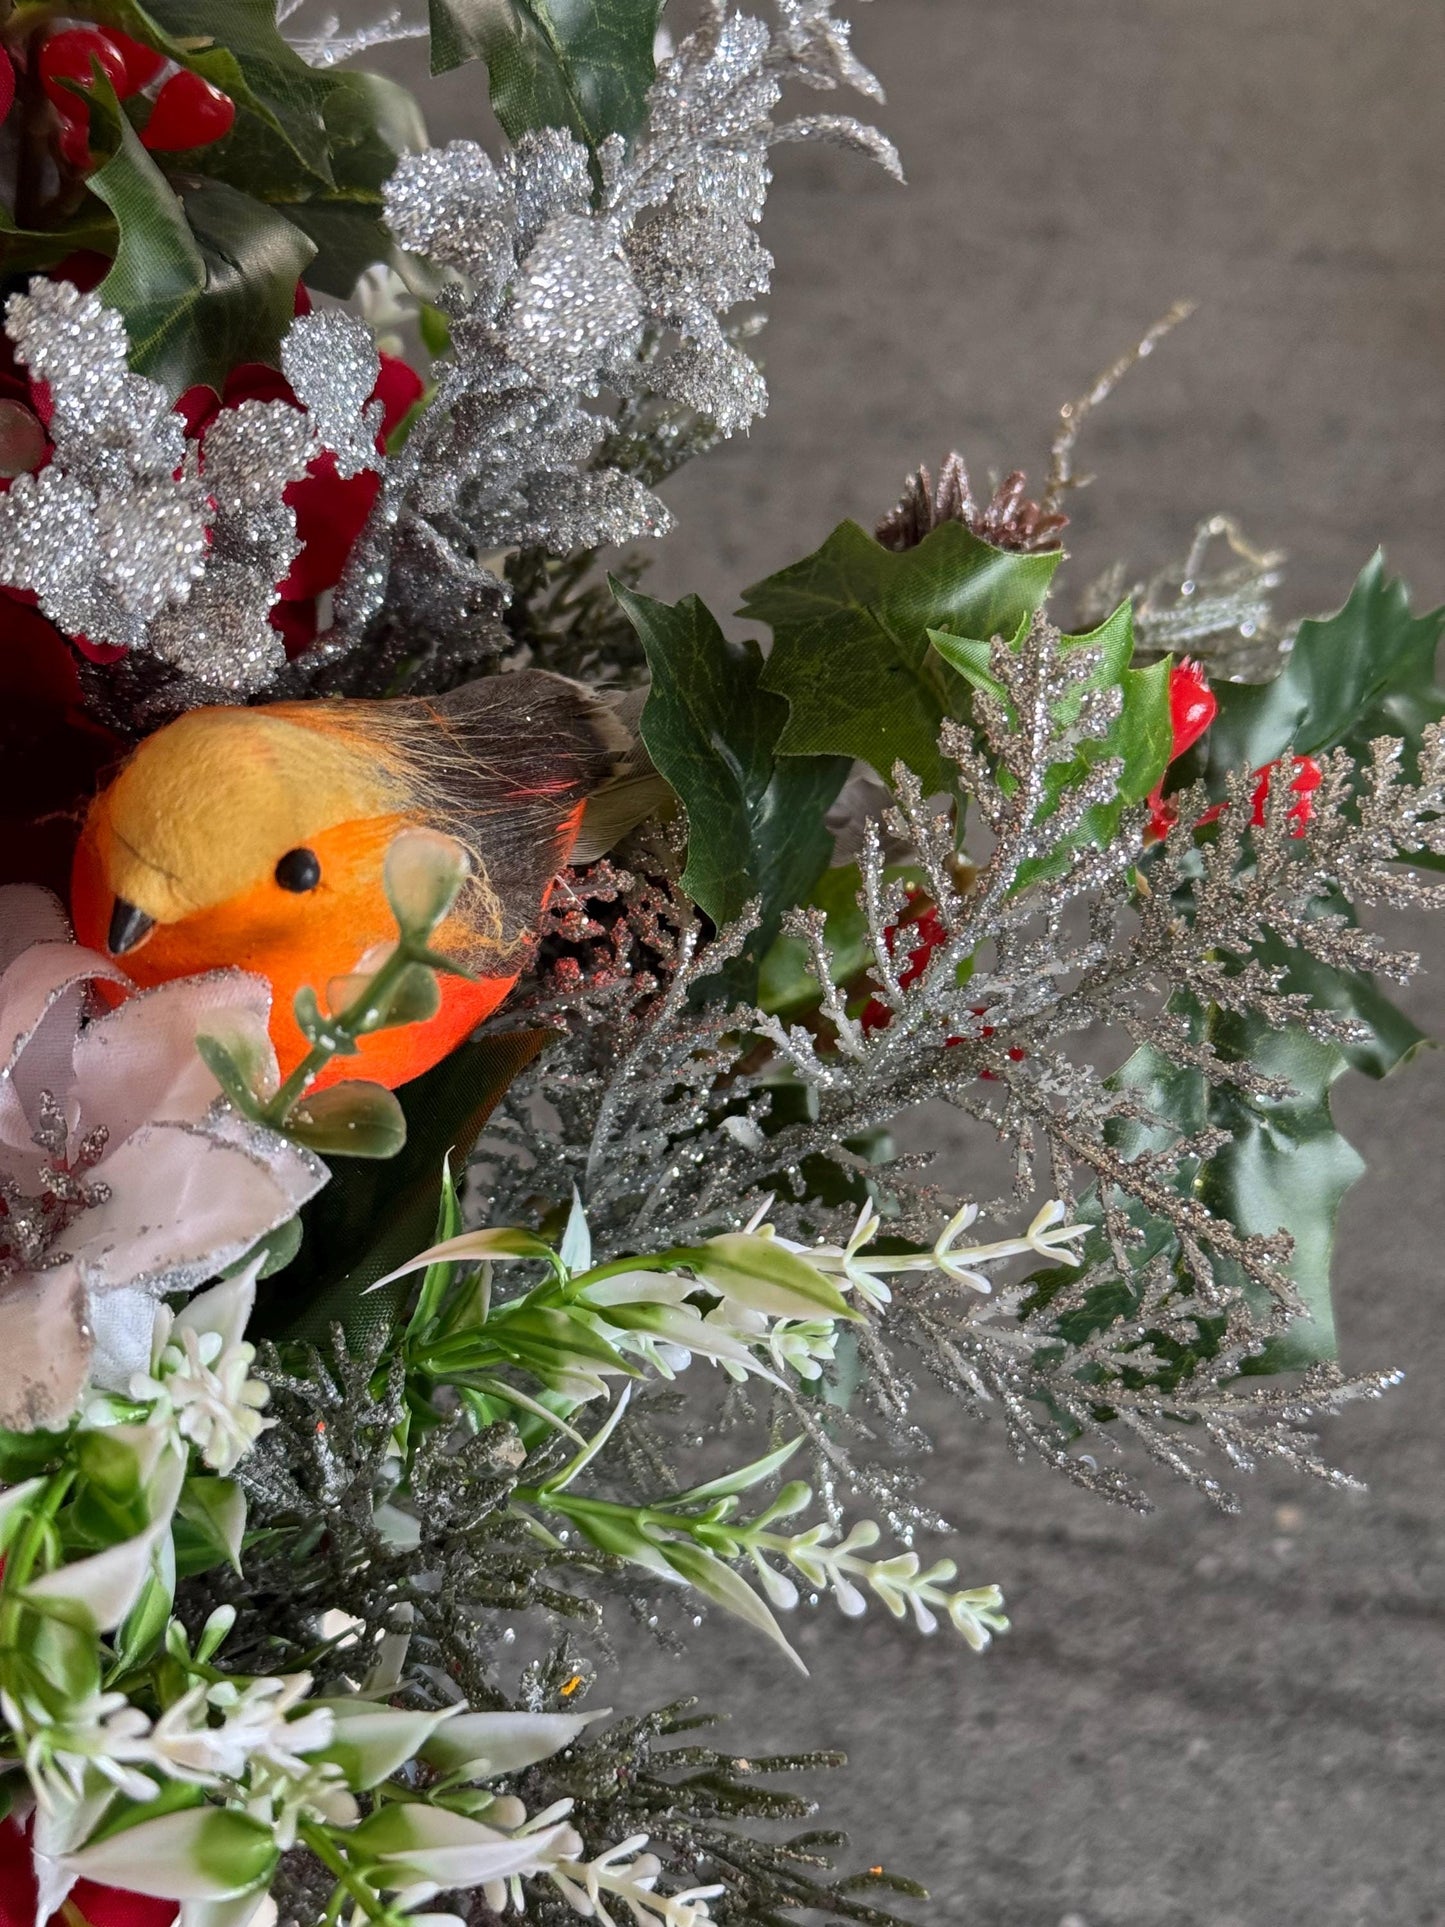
left=1193, top=753, right=1322, bottom=839
left=0, top=1816, right=177, bottom=1927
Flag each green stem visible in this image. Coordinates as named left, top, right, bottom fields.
left=0, top=1468, right=75, bottom=1661
left=299, top=1821, right=400, bottom=1927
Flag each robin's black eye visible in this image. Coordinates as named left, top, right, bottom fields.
left=275, top=847, right=321, bottom=893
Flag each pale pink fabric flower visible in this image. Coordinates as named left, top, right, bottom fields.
left=0, top=885, right=325, bottom=1430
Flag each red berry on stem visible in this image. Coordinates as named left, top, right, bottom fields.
left=141, top=69, right=235, bottom=151
left=1167, top=657, right=1218, bottom=760
left=39, top=28, right=128, bottom=112
left=108, top=30, right=168, bottom=93
left=1250, top=754, right=1321, bottom=835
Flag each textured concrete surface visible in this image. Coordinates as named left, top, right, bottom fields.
left=380, top=6, right=1444, bottom=1920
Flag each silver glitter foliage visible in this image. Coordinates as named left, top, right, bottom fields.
left=0, top=283, right=382, bottom=694
left=356, top=0, right=899, bottom=651
left=478, top=623, right=1445, bottom=1515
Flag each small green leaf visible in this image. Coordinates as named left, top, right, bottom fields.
left=385, top=828, right=470, bottom=939
left=286, top=1081, right=407, bottom=1159
left=487, top=1305, right=635, bottom=1374
left=378, top=963, right=444, bottom=1030
left=661, top=1538, right=805, bottom=1672
left=194, top=1036, right=267, bottom=1120
left=176, top=1478, right=247, bottom=1573
left=110, top=1537, right=176, bottom=1677
left=429, top=0, right=664, bottom=156
left=677, top=1234, right=859, bottom=1322
left=673, top=1437, right=805, bottom=1504
left=747, top=520, right=1061, bottom=794
left=315, top=1702, right=459, bottom=1791
left=617, top=584, right=848, bottom=991
left=406, top=1157, right=466, bottom=1343
left=0, top=1429, right=69, bottom=1485
left=223, top=1214, right=303, bottom=1283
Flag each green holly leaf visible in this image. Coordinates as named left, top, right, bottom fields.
left=745, top=521, right=1061, bottom=795
left=254, top=1031, right=552, bottom=1347
left=933, top=602, right=1173, bottom=885
left=616, top=585, right=848, bottom=993
left=135, top=0, right=347, bottom=182
left=1256, top=894, right=1430, bottom=1082
left=1028, top=1000, right=1364, bottom=1378
left=1184, top=554, right=1445, bottom=793
left=428, top=0, right=665, bottom=155
left=88, top=102, right=315, bottom=398
left=181, top=67, right=429, bottom=297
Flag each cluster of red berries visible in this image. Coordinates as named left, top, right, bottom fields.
left=0, top=23, right=235, bottom=168
left=1146, top=658, right=1321, bottom=842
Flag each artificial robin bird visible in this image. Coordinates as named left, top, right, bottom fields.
left=72, top=670, right=655, bottom=1091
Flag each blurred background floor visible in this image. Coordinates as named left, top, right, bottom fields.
left=378, top=5, right=1444, bottom=1921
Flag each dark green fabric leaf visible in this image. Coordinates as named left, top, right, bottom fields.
left=1184, top=553, right=1445, bottom=794
left=1256, top=895, right=1430, bottom=1082
left=253, top=1032, right=550, bottom=1347
left=746, top=521, right=1060, bottom=794
left=89, top=105, right=315, bottom=398
left=137, top=0, right=347, bottom=182
left=1028, top=1001, right=1363, bottom=1378
left=184, top=69, right=428, bottom=297
left=617, top=584, right=848, bottom=993
left=428, top=0, right=664, bottom=154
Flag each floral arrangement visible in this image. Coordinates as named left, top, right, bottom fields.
left=0, top=4, right=1442, bottom=1924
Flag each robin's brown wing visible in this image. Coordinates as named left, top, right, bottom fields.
left=410, top=670, right=631, bottom=941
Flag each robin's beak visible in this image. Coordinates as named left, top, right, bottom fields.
left=107, top=897, right=155, bottom=956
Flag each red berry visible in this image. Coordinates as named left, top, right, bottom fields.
left=1167, top=658, right=1218, bottom=761
left=141, top=69, right=235, bottom=150
left=1250, top=754, right=1321, bottom=836
left=39, top=28, right=127, bottom=114
left=108, top=30, right=168, bottom=93
left=861, top=893, right=945, bottom=1031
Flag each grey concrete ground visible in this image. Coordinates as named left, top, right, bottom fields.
left=381, top=5, right=1444, bottom=1920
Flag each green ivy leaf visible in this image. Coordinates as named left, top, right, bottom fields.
left=745, top=521, right=1060, bottom=794
left=616, top=584, right=848, bottom=993
left=88, top=103, right=315, bottom=398
left=428, top=0, right=664, bottom=154
left=254, top=1032, right=551, bottom=1346
left=1184, top=554, right=1445, bottom=793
